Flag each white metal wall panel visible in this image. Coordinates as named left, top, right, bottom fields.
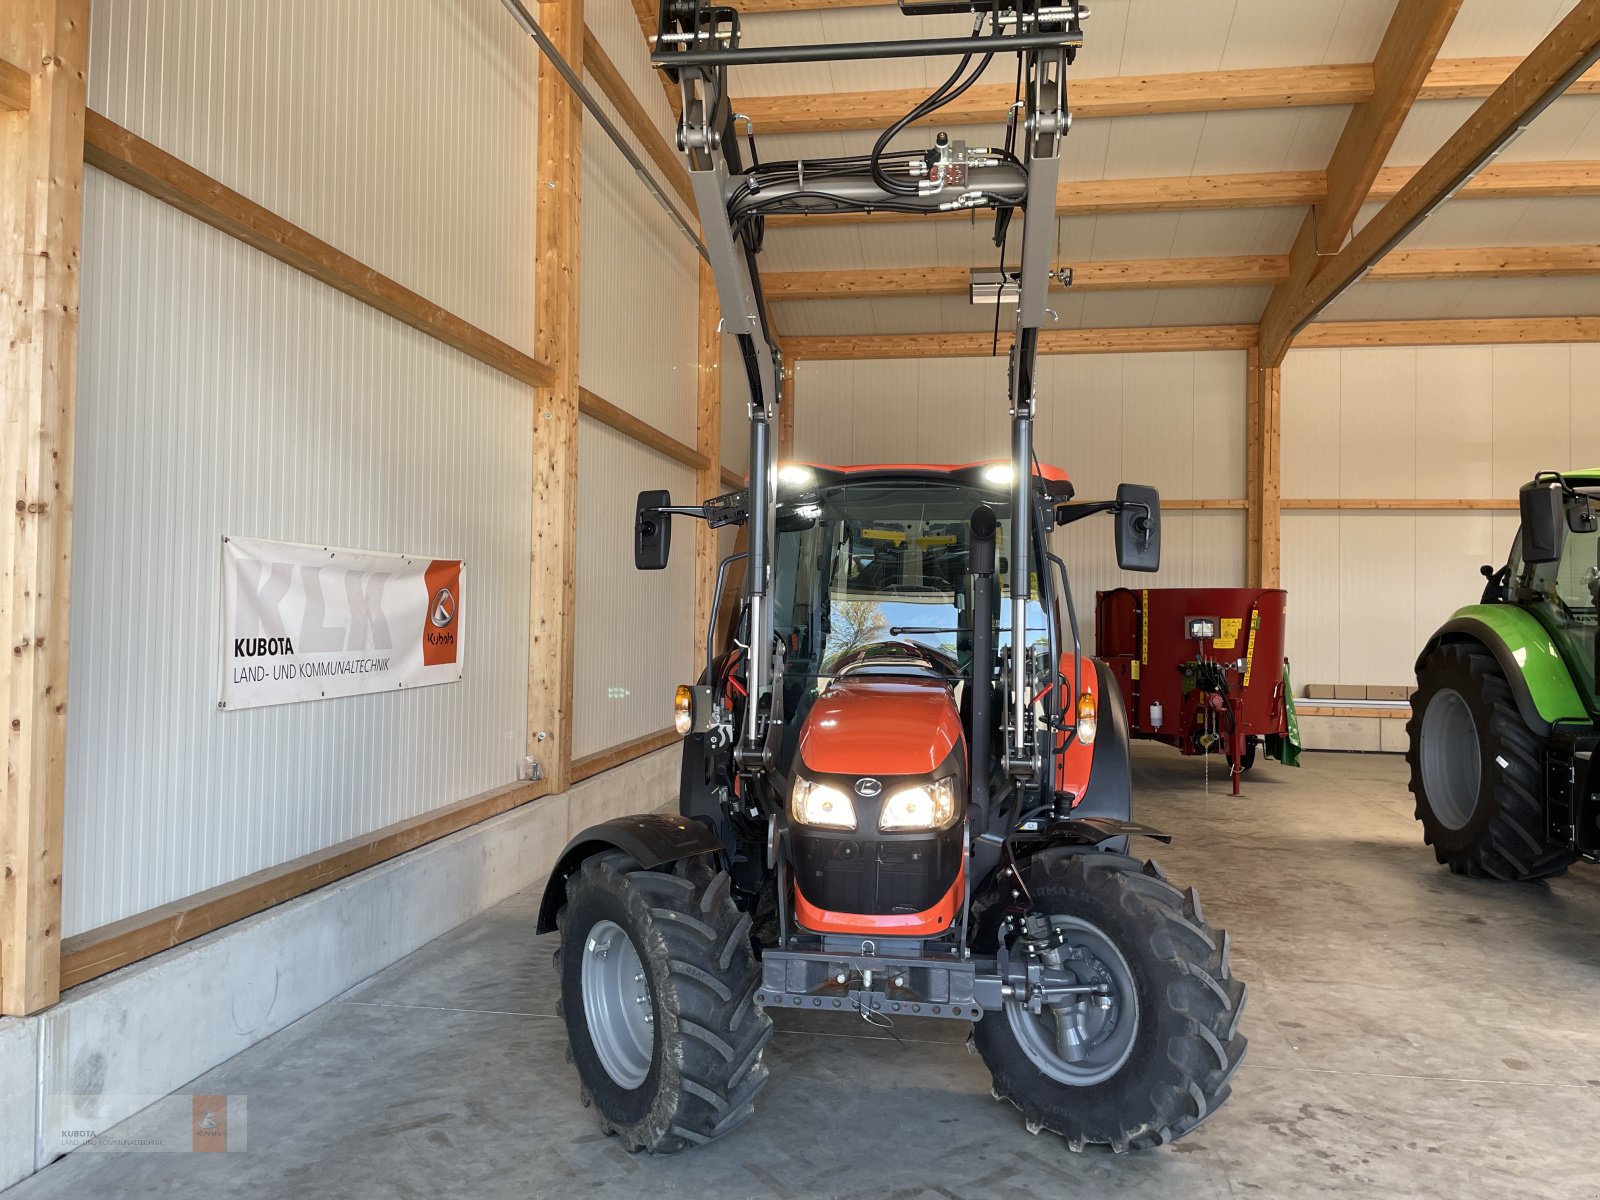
left=573, top=420, right=697, bottom=758
left=87, top=0, right=540, bottom=356
left=68, top=174, right=535, bottom=936
left=1281, top=341, right=1598, bottom=689
left=794, top=349, right=1247, bottom=616
left=579, top=85, right=699, bottom=446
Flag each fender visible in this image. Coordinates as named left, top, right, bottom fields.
left=535, top=814, right=724, bottom=934
left=1072, top=660, right=1135, bottom=824
left=1421, top=609, right=1593, bottom=735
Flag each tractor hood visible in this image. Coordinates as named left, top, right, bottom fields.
left=796, top=675, right=964, bottom=778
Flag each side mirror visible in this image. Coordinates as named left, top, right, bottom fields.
left=1519, top=480, right=1566, bottom=564
left=635, top=490, right=672, bottom=571
left=1115, top=483, right=1161, bottom=573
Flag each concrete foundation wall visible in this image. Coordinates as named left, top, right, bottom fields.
left=0, top=746, right=679, bottom=1193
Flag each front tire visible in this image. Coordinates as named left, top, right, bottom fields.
left=1407, top=642, right=1576, bottom=881
left=971, top=850, right=1246, bottom=1152
left=556, top=851, right=772, bottom=1152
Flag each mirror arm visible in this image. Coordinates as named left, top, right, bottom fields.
left=1053, top=499, right=1118, bottom=526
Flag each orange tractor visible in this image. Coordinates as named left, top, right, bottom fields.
left=512, top=0, right=1247, bottom=1155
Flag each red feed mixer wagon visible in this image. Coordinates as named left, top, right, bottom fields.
left=1095, top=588, right=1292, bottom=793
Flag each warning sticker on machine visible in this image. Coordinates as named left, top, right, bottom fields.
left=1214, top=617, right=1243, bottom=650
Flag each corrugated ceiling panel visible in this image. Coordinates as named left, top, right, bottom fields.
left=68, top=174, right=535, bottom=935
left=1438, top=0, right=1578, bottom=57
left=86, top=0, right=540, bottom=355
left=1362, top=196, right=1600, bottom=248
left=573, top=420, right=697, bottom=758
left=1385, top=96, right=1600, bottom=168
left=1320, top=276, right=1600, bottom=321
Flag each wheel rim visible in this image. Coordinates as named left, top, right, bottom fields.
left=1420, top=687, right=1481, bottom=831
left=1004, top=915, right=1140, bottom=1087
left=580, top=920, right=654, bottom=1089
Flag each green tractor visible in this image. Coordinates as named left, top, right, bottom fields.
left=1409, top=470, right=1600, bottom=880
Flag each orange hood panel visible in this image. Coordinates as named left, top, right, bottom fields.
left=797, top=677, right=964, bottom=777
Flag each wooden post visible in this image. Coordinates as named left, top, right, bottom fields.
left=529, top=0, right=583, bottom=794
left=693, top=258, right=721, bottom=667
left=1245, top=347, right=1282, bottom=589
left=0, top=0, right=88, bottom=1017
left=778, top=376, right=795, bottom=461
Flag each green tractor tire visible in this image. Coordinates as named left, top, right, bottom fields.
left=1407, top=641, right=1577, bottom=881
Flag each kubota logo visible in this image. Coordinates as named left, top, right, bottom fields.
left=854, top=777, right=883, bottom=798
left=430, top=588, right=456, bottom=628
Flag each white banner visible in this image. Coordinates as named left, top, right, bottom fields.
left=220, top=536, right=463, bottom=710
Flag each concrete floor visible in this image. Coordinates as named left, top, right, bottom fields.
left=12, top=746, right=1600, bottom=1200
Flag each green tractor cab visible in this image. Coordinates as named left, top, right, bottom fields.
left=1409, top=469, right=1600, bottom=879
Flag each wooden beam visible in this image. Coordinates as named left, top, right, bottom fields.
left=1296, top=316, right=1600, bottom=348
left=738, top=63, right=1375, bottom=135
left=581, top=25, right=694, bottom=212
left=0, top=54, right=28, bottom=111
left=1259, top=1, right=1461, bottom=367
left=1318, top=2, right=1463, bottom=255
left=786, top=325, right=1257, bottom=361
left=1167, top=499, right=1248, bottom=510
left=1282, top=498, right=1517, bottom=510
left=1381, top=159, right=1600, bottom=201
left=85, top=113, right=555, bottom=390
left=0, top=0, right=87, bottom=1018
left=1298, top=703, right=1412, bottom=719
left=735, top=0, right=883, bottom=11
left=59, top=779, right=549, bottom=991
left=529, top=0, right=584, bottom=794
left=1368, top=244, right=1600, bottom=281
left=734, top=56, right=1600, bottom=138
left=694, top=260, right=722, bottom=668
left=571, top=729, right=680, bottom=784
left=765, top=256, right=1287, bottom=300
left=1245, top=347, right=1282, bottom=589
left=579, top=387, right=708, bottom=471
left=766, top=160, right=1600, bottom=229
left=722, top=466, right=745, bottom=489
left=1263, top=1, right=1600, bottom=364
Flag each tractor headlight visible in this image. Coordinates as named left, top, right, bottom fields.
left=878, top=777, right=959, bottom=831
left=1076, top=690, right=1098, bottom=746
left=790, top=777, right=857, bottom=830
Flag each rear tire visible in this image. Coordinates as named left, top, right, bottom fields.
left=1407, top=642, right=1576, bottom=881
left=556, top=851, right=772, bottom=1153
left=971, top=851, right=1246, bottom=1152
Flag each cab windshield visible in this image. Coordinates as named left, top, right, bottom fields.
left=770, top=477, right=1051, bottom=685
left=1513, top=488, right=1599, bottom=700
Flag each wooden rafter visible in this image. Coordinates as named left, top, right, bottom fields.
left=1262, top=0, right=1600, bottom=363
left=0, top=54, right=28, bottom=110
left=766, top=245, right=1600, bottom=302
left=1, top=0, right=88, bottom=1018
left=1257, top=1, right=1462, bottom=367
left=1296, top=316, right=1600, bottom=348
left=786, top=326, right=1256, bottom=361
left=764, top=159, right=1600, bottom=228
left=1317, top=2, right=1465, bottom=256
left=731, top=57, right=1600, bottom=137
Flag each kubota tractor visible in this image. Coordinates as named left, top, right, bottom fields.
left=1409, top=470, right=1600, bottom=879
left=520, top=0, right=1247, bottom=1155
